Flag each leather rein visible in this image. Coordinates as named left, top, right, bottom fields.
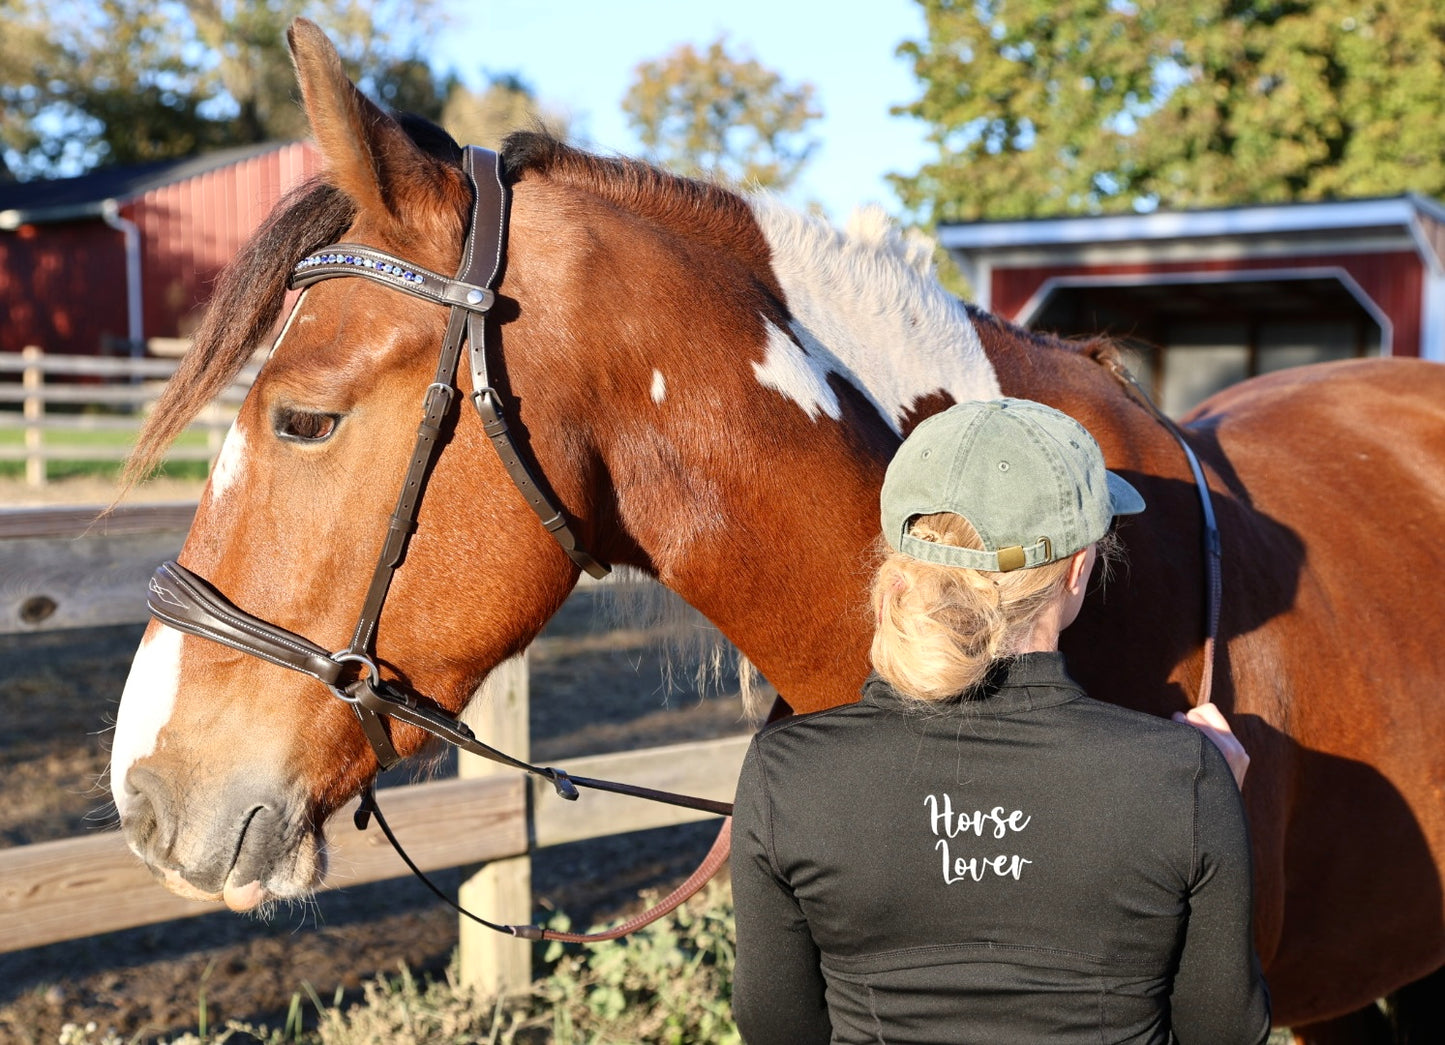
left=143, top=146, right=731, bottom=943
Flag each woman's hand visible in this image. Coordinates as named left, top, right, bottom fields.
left=1173, top=703, right=1249, bottom=789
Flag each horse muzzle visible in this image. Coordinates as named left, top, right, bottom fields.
left=118, top=762, right=326, bottom=910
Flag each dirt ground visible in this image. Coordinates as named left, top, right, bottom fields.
left=0, top=475, right=205, bottom=508
left=0, top=559, right=764, bottom=1043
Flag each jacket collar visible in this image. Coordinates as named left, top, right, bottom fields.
left=861, top=651, right=1085, bottom=714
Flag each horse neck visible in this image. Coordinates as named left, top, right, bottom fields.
left=978, top=319, right=1220, bottom=712
left=504, top=176, right=1192, bottom=713
left=500, top=184, right=936, bottom=712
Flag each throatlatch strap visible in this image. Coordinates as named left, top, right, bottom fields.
left=460, top=148, right=610, bottom=580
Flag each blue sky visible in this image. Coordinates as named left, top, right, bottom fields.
left=430, top=0, right=935, bottom=220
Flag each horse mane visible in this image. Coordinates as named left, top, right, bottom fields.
left=500, top=130, right=778, bottom=276
left=500, top=129, right=748, bottom=217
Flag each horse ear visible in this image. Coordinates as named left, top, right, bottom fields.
left=286, top=18, right=433, bottom=237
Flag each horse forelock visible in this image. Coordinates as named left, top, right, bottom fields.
left=121, top=180, right=356, bottom=487
left=746, top=195, right=1001, bottom=435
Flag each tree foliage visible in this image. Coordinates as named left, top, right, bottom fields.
left=0, top=0, right=446, bottom=179
left=892, top=0, right=1445, bottom=222
left=622, top=36, right=822, bottom=191
left=440, top=73, right=568, bottom=150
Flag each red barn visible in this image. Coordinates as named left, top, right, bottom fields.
left=0, top=142, right=321, bottom=358
left=939, top=195, right=1445, bottom=415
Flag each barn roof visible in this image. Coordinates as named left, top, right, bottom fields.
left=0, top=142, right=292, bottom=227
left=938, top=194, right=1445, bottom=271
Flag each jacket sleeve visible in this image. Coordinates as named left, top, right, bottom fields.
left=1169, top=735, right=1272, bottom=1045
left=730, top=739, right=832, bottom=1045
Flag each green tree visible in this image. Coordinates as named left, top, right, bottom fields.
left=1, top=0, right=213, bottom=176
left=0, top=0, right=446, bottom=179
left=0, top=0, right=58, bottom=179
left=623, top=36, right=822, bottom=191
left=892, top=0, right=1445, bottom=222
left=440, top=73, right=568, bottom=150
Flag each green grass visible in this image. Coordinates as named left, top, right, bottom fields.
left=0, top=426, right=213, bottom=481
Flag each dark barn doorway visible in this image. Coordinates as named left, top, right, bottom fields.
left=1026, top=272, right=1387, bottom=416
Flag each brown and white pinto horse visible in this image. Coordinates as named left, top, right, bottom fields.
left=111, top=19, right=1444, bottom=1041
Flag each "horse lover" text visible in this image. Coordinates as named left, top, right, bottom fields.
left=925, top=793, right=1032, bottom=884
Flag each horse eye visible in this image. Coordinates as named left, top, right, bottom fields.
left=274, top=408, right=340, bottom=443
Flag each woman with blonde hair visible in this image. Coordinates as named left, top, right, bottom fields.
left=731, top=398, right=1269, bottom=1045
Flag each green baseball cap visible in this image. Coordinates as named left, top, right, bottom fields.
left=880, top=398, right=1145, bottom=572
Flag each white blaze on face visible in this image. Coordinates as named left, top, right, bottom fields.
left=747, top=195, right=1001, bottom=430
left=206, top=418, right=248, bottom=505
left=203, top=286, right=311, bottom=507
left=651, top=369, right=667, bottom=405
left=111, top=624, right=184, bottom=817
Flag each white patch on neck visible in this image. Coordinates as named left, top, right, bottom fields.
left=747, top=196, right=1001, bottom=432
left=753, top=323, right=841, bottom=421
left=206, top=418, right=248, bottom=505
left=111, top=624, right=184, bottom=817
left=650, top=369, right=667, bottom=405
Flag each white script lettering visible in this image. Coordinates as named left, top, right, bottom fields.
left=935, top=839, right=1033, bottom=883
left=924, top=793, right=1031, bottom=839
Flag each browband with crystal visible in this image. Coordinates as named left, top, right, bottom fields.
left=290, top=243, right=495, bottom=313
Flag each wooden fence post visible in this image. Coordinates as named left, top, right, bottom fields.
left=457, top=653, right=534, bottom=997
left=21, top=346, right=44, bottom=488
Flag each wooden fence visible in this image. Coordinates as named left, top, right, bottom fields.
left=0, top=346, right=257, bottom=486
left=0, top=503, right=747, bottom=997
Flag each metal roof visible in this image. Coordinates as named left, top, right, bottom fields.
left=937, top=194, right=1445, bottom=251
left=0, top=142, right=294, bottom=227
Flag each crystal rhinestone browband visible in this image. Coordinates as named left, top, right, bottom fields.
left=294, top=251, right=426, bottom=285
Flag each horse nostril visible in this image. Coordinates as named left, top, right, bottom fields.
left=121, top=766, right=174, bottom=855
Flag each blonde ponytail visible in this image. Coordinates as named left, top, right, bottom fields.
left=869, top=513, right=1077, bottom=703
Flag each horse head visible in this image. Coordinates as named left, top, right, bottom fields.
left=109, top=21, right=600, bottom=908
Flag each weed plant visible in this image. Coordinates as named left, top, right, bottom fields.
left=54, top=884, right=738, bottom=1045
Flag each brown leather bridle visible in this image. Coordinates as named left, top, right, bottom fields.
left=143, top=146, right=733, bottom=942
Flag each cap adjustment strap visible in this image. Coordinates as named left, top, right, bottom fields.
left=996, top=536, right=1052, bottom=572
left=996, top=546, right=1026, bottom=572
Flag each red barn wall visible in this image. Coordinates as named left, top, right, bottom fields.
left=0, top=223, right=127, bottom=356
left=0, top=142, right=321, bottom=357
left=989, top=250, right=1424, bottom=357
left=134, top=142, right=320, bottom=342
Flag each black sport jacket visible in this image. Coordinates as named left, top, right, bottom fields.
left=731, top=652, right=1270, bottom=1045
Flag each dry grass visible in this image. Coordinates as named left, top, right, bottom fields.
left=54, top=883, right=740, bottom=1045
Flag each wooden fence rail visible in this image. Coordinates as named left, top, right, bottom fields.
left=0, top=503, right=748, bottom=998
left=0, top=346, right=257, bottom=485
left=0, top=737, right=746, bottom=955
